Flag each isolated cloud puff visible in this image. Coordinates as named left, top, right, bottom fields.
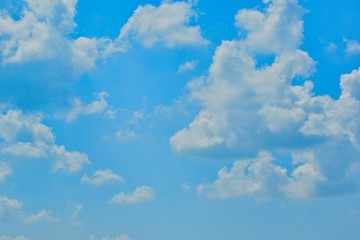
left=0, top=109, right=90, bottom=173
left=171, top=0, right=360, bottom=199
left=118, top=1, right=208, bottom=47
left=81, top=169, right=124, bottom=186
left=109, top=186, right=156, bottom=204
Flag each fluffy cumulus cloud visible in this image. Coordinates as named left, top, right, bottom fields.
left=0, top=0, right=114, bottom=72
left=118, top=1, right=208, bottom=47
left=109, top=186, right=156, bottom=204
left=0, top=0, right=120, bottom=110
left=81, top=169, right=124, bottom=186
left=0, top=109, right=90, bottom=173
left=0, top=0, right=208, bottom=111
left=171, top=0, right=360, bottom=199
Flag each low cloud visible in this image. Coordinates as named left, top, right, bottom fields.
left=81, top=169, right=124, bottom=186
left=0, top=109, right=90, bottom=174
left=118, top=1, right=208, bottom=47
left=109, top=186, right=156, bottom=204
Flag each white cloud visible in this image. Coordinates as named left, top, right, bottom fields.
left=0, top=196, right=22, bottom=215
left=0, top=0, right=115, bottom=74
left=235, top=0, right=305, bottom=53
left=198, top=152, right=289, bottom=200
left=58, top=92, right=112, bottom=122
left=340, top=67, right=360, bottom=100
left=0, top=195, right=61, bottom=224
left=81, top=169, right=124, bottom=186
left=23, top=209, right=61, bottom=224
left=118, top=1, right=208, bottom=47
left=89, top=234, right=131, bottom=240
left=109, top=186, right=156, bottom=204
left=0, top=162, right=12, bottom=183
left=344, top=38, right=360, bottom=55
left=178, top=60, right=198, bottom=73
left=171, top=0, right=360, bottom=199
left=198, top=151, right=328, bottom=200
left=0, top=236, right=29, bottom=240
left=0, top=109, right=90, bottom=173
left=51, top=145, right=90, bottom=174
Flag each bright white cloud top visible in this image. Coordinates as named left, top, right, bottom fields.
left=0, top=0, right=359, bottom=239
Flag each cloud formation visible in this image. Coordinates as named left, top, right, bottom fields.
left=171, top=0, right=360, bottom=199
left=0, top=0, right=111, bottom=73
left=0, top=109, right=90, bottom=173
left=57, top=92, right=113, bottom=122
left=109, top=186, right=156, bottom=204
left=81, top=169, right=123, bottom=186
left=118, top=1, right=208, bottom=47
left=0, top=195, right=59, bottom=224
left=0, top=195, right=22, bottom=215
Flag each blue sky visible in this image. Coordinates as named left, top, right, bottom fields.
left=1, top=0, right=360, bottom=239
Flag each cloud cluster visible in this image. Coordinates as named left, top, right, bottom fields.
left=0, top=109, right=90, bottom=173
left=0, top=0, right=206, bottom=68
left=171, top=0, right=360, bottom=199
left=0, top=195, right=59, bottom=224
left=0, top=0, right=206, bottom=111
